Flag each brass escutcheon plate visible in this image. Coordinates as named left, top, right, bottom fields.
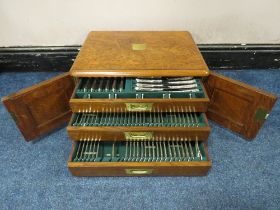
left=132, top=43, right=146, bottom=51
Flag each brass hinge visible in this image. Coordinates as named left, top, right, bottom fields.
left=10, top=112, right=18, bottom=124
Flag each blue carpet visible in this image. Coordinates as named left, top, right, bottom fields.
left=0, top=70, right=279, bottom=210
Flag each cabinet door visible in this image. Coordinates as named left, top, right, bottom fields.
left=203, top=72, right=277, bottom=140
left=2, top=73, right=75, bottom=141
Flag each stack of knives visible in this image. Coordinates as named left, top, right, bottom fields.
left=135, top=77, right=199, bottom=92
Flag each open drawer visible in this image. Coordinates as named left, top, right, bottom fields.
left=68, top=140, right=212, bottom=176
left=69, top=77, right=210, bottom=113
left=67, top=112, right=211, bottom=141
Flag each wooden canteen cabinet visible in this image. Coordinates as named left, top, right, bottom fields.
left=2, top=31, right=277, bottom=177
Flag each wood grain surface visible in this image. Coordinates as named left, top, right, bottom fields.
left=2, top=73, right=75, bottom=141
left=70, top=31, right=209, bottom=77
left=204, top=72, right=277, bottom=139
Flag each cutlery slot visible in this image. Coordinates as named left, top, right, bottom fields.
left=75, top=77, right=205, bottom=99
left=71, top=140, right=208, bottom=162
left=71, top=112, right=207, bottom=127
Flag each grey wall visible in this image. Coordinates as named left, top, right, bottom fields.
left=1, top=0, right=279, bottom=46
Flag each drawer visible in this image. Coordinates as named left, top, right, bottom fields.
left=70, top=77, right=209, bottom=113
left=67, top=112, right=211, bottom=141
left=68, top=140, right=212, bottom=176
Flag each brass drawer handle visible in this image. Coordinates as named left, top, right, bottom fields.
left=125, top=103, right=153, bottom=111
left=125, top=169, right=153, bottom=175
left=124, top=132, right=153, bottom=140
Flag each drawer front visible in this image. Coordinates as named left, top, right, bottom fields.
left=67, top=141, right=211, bottom=177
left=67, top=127, right=211, bottom=141
left=68, top=162, right=211, bottom=176
left=70, top=77, right=209, bottom=113
left=67, top=112, right=210, bottom=141
left=70, top=99, right=209, bottom=113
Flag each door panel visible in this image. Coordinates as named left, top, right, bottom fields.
left=203, top=72, right=277, bottom=140
left=2, top=73, right=75, bottom=141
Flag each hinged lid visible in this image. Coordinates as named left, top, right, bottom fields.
left=2, top=73, right=75, bottom=141
left=203, top=72, right=277, bottom=140
left=70, top=31, right=209, bottom=77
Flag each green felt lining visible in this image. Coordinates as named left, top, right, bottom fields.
left=71, top=112, right=206, bottom=127
left=74, top=77, right=205, bottom=99
left=72, top=140, right=207, bottom=162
